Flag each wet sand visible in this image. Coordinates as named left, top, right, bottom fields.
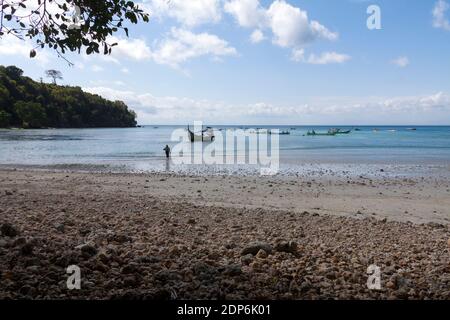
left=0, top=168, right=449, bottom=299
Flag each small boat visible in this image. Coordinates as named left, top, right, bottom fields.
left=329, top=128, right=351, bottom=134
left=270, top=130, right=290, bottom=135
left=306, top=130, right=336, bottom=136
left=407, top=128, right=417, bottom=131
left=187, top=125, right=215, bottom=142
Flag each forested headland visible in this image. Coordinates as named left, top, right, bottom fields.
left=0, top=65, right=137, bottom=128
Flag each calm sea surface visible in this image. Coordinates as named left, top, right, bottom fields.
left=1, top=126, right=449, bottom=175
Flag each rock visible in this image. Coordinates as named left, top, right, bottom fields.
left=240, top=254, right=253, bottom=265
left=95, top=261, right=109, bottom=273
left=54, top=223, right=65, bottom=233
left=13, top=237, right=27, bottom=247
left=447, top=238, right=450, bottom=248
left=241, top=242, right=273, bottom=256
left=386, top=281, right=395, bottom=289
left=108, top=233, right=132, bottom=244
left=5, top=190, right=13, bottom=196
left=79, top=228, right=91, bottom=236
left=275, top=241, right=298, bottom=254
left=20, top=242, right=34, bottom=255
left=187, top=218, right=197, bottom=225
left=427, top=222, right=444, bottom=229
left=123, top=275, right=139, bottom=287
left=1, top=223, right=19, bottom=237
left=98, top=252, right=111, bottom=264
left=155, top=269, right=181, bottom=282
left=77, top=243, right=98, bottom=257
left=223, top=264, right=242, bottom=276
left=256, top=249, right=268, bottom=259
left=0, top=239, right=8, bottom=247
left=121, top=263, right=139, bottom=274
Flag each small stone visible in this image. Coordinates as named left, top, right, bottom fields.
left=54, top=223, right=65, bottom=233
left=223, top=264, right=242, bottom=276
left=77, top=243, right=98, bottom=257
left=256, top=249, right=268, bottom=259
left=447, top=238, right=450, bottom=248
left=123, top=275, right=139, bottom=287
left=1, top=223, right=19, bottom=237
left=427, top=222, right=444, bottom=229
left=386, top=281, right=395, bottom=289
left=13, top=237, right=27, bottom=247
left=20, top=242, right=34, bottom=255
left=241, top=242, right=273, bottom=256
left=187, top=218, right=197, bottom=225
left=108, top=233, right=132, bottom=244
left=121, top=263, right=139, bottom=274
left=275, top=241, right=298, bottom=254
left=241, top=254, right=253, bottom=265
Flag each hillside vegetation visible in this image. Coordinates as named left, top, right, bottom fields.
left=0, top=65, right=136, bottom=128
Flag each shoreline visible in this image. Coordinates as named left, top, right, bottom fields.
left=0, top=169, right=449, bottom=299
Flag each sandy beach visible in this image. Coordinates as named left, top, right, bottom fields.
left=0, top=168, right=449, bottom=299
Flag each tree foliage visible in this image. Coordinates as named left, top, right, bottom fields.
left=0, top=65, right=137, bottom=128
left=0, top=0, right=149, bottom=62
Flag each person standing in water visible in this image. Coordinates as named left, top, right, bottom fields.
left=163, top=145, right=171, bottom=159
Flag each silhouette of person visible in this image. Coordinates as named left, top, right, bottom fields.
left=163, top=145, right=171, bottom=159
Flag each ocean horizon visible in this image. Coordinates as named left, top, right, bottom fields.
left=1, top=125, right=449, bottom=176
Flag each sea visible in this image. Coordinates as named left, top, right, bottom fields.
left=1, top=126, right=449, bottom=176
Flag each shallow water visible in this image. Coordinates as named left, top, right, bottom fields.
left=0, top=126, right=449, bottom=176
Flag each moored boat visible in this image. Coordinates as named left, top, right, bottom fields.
left=187, top=125, right=215, bottom=142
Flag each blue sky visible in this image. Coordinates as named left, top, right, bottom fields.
left=1, top=0, right=450, bottom=125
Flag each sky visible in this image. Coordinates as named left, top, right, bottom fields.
left=1, top=0, right=450, bottom=125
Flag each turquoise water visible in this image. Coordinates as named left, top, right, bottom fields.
left=0, top=126, right=449, bottom=174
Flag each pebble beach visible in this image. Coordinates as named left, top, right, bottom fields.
left=0, top=168, right=449, bottom=299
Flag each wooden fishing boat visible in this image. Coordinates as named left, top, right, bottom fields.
left=187, top=125, right=215, bottom=142
left=306, top=130, right=336, bottom=136
left=329, top=128, right=351, bottom=134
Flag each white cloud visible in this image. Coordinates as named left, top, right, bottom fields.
left=225, top=0, right=337, bottom=47
left=121, top=68, right=130, bottom=74
left=266, top=0, right=337, bottom=48
left=0, top=35, right=50, bottom=65
left=80, top=29, right=236, bottom=70
left=108, top=36, right=152, bottom=61
left=144, top=0, right=221, bottom=27
left=224, top=0, right=267, bottom=28
left=305, top=52, right=351, bottom=65
left=250, top=29, right=265, bottom=43
left=291, top=48, right=305, bottom=62
left=433, top=0, right=450, bottom=31
left=150, top=28, right=237, bottom=68
left=391, top=56, right=410, bottom=68
left=291, top=50, right=350, bottom=65
left=84, top=86, right=450, bottom=124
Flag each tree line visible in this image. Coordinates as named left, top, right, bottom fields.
left=0, top=65, right=137, bottom=128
